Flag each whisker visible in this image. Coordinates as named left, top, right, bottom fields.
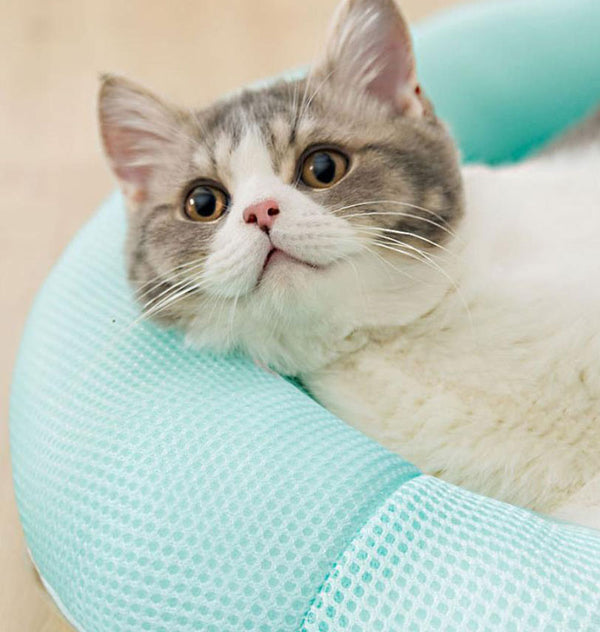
left=287, top=79, right=301, bottom=133
left=330, top=199, right=451, bottom=224
left=343, top=210, right=458, bottom=241
left=335, top=245, right=372, bottom=304
left=226, top=291, right=241, bottom=347
left=134, top=257, right=207, bottom=297
left=354, top=224, right=456, bottom=257
left=295, top=67, right=314, bottom=132
left=139, top=270, right=211, bottom=312
left=295, top=34, right=328, bottom=127
left=372, top=239, right=432, bottom=266
left=88, top=281, right=202, bottom=374
left=373, top=237, right=450, bottom=279
left=142, top=280, right=198, bottom=315
left=360, top=242, right=422, bottom=284
left=135, top=267, right=205, bottom=309
left=373, top=239, right=473, bottom=329
left=328, top=200, right=458, bottom=238
left=299, top=68, right=335, bottom=124
left=139, top=284, right=200, bottom=324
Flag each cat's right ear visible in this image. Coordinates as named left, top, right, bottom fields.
left=98, top=75, right=181, bottom=207
left=314, top=0, right=425, bottom=117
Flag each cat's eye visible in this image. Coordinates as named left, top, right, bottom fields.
left=184, top=185, right=229, bottom=222
left=300, top=148, right=350, bottom=189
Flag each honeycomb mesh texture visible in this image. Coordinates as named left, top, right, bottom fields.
left=303, top=477, right=600, bottom=631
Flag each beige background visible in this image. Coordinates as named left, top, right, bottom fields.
left=1, top=0, right=464, bottom=629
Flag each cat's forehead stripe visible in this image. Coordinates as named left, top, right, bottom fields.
left=229, top=126, right=276, bottom=185
left=190, top=87, right=303, bottom=180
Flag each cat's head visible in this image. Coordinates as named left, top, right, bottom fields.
left=99, top=0, right=463, bottom=374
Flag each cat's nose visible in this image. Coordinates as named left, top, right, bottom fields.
left=243, top=199, right=280, bottom=232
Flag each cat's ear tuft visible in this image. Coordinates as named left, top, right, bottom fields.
left=98, top=75, right=182, bottom=206
left=315, top=0, right=424, bottom=116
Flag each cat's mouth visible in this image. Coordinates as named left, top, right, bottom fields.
left=254, top=246, right=330, bottom=291
left=262, top=247, right=321, bottom=274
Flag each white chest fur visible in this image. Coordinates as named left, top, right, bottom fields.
left=305, top=152, right=600, bottom=518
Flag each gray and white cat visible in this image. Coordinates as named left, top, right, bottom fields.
left=99, top=0, right=600, bottom=528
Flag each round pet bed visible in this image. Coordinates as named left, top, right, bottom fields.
left=10, top=0, right=600, bottom=630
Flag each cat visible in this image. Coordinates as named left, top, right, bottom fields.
left=98, top=0, right=600, bottom=529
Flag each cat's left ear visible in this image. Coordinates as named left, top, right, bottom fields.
left=314, top=0, right=425, bottom=117
left=98, top=75, right=184, bottom=207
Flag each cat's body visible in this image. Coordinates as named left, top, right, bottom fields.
left=99, top=0, right=600, bottom=529
left=306, top=147, right=600, bottom=521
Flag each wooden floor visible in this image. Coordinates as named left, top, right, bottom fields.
left=0, top=0, right=464, bottom=629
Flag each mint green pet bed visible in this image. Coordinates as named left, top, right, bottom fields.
left=10, top=1, right=600, bottom=630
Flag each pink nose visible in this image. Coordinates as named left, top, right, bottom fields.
left=243, top=198, right=280, bottom=232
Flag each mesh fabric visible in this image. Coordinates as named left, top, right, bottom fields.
left=303, top=477, right=600, bottom=631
